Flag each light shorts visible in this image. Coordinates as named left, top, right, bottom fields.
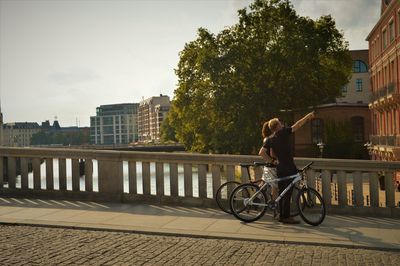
left=262, top=166, right=278, bottom=189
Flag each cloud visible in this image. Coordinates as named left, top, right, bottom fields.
left=48, top=68, right=99, bottom=85
left=291, top=0, right=380, bottom=49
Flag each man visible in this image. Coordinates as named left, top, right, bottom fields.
left=259, top=111, right=315, bottom=224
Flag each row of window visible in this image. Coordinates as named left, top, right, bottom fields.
left=371, top=9, right=400, bottom=60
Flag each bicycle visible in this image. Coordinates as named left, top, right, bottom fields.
left=229, top=162, right=326, bottom=226
left=215, top=162, right=268, bottom=214
left=215, top=162, right=302, bottom=218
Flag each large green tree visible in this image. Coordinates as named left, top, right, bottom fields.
left=164, top=0, right=352, bottom=154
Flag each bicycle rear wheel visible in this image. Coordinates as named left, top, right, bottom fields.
left=296, top=187, right=326, bottom=226
left=229, top=183, right=268, bottom=223
left=215, top=181, right=241, bottom=214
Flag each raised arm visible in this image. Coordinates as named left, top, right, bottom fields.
left=291, top=111, right=315, bottom=132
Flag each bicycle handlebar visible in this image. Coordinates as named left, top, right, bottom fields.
left=300, top=161, right=313, bottom=171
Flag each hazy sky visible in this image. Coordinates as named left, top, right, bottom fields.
left=0, top=0, right=380, bottom=127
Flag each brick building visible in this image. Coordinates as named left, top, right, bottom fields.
left=366, top=0, right=400, bottom=162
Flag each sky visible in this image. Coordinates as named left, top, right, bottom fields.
left=0, top=0, right=381, bottom=127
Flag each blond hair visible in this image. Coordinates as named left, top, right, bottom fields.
left=262, top=121, right=271, bottom=139
left=268, top=118, right=280, bottom=132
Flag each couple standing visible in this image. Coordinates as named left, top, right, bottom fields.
left=259, top=111, right=315, bottom=224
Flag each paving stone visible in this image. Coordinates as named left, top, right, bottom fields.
left=0, top=225, right=399, bottom=265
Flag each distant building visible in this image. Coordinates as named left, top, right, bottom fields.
left=366, top=0, right=400, bottom=162
left=90, top=103, right=139, bottom=145
left=337, top=50, right=371, bottom=104
left=294, top=50, right=371, bottom=158
left=2, top=122, right=41, bottom=147
left=138, top=95, right=170, bottom=143
left=0, top=105, right=3, bottom=146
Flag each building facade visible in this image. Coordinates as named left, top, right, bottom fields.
left=366, top=0, right=400, bottom=162
left=337, top=50, right=371, bottom=104
left=138, top=95, right=170, bottom=143
left=2, top=122, right=41, bottom=147
left=90, top=103, right=139, bottom=145
left=294, top=50, right=371, bottom=158
left=0, top=106, right=3, bottom=146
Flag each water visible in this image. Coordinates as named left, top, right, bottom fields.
left=13, top=159, right=214, bottom=198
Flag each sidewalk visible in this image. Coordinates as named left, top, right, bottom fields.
left=0, top=196, right=399, bottom=251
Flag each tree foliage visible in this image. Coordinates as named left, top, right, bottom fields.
left=323, top=120, right=369, bottom=159
left=165, top=0, right=352, bottom=154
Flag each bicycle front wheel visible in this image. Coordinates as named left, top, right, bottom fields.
left=296, top=187, right=326, bottom=226
left=215, top=181, right=241, bottom=214
left=229, top=183, right=267, bottom=223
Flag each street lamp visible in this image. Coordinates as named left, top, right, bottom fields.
left=317, top=141, right=325, bottom=158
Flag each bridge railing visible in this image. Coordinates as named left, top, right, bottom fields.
left=0, top=147, right=399, bottom=217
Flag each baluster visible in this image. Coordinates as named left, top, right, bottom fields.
left=241, top=165, right=250, bottom=183
left=369, top=172, right=379, bottom=207
left=0, top=157, right=3, bottom=188
left=198, top=164, right=207, bottom=199
left=184, top=163, right=192, bottom=197
left=385, top=171, right=395, bottom=208
left=58, top=158, right=67, bottom=191
left=337, top=170, right=347, bottom=207
left=306, top=169, right=316, bottom=189
left=85, top=159, right=93, bottom=192
left=128, top=161, right=137, bottom=194
left=226, top=165, right=235, bottom=197
left=321, top=170, right=331, bottom=206
left=33, top=158, right=41, bottom=190
left=46, top=158, right=54, bottom=190
left=72, top=159, right=80, bottom=192
left=353, top=171, right=363, bottom=207
left=7, top=157, right=16, bottom=189
left=20, top=158, right=29, bottom=189
left=142, top=162, right=151, bottom=195
left=169, top=163, right=178, bottom=197
left=212, top=165, right=221, bottom=198
left=254, top=166, right=263, bottom=181
left=156, top=162, right=164, bottom=196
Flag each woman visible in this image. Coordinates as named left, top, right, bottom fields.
left=261, top=121, right=278, bottom=199
left=259, top=111, right=314, bottom=224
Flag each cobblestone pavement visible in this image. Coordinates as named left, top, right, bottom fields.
left=0, top=225, right=399, bottom=266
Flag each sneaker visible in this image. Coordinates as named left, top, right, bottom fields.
left=278, top=217, right=300, bottom=224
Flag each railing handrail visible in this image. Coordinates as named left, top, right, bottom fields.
left=1, top=146, right=400, bottom=171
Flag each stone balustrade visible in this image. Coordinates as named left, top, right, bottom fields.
left=0, top=147, right=399, bottom=217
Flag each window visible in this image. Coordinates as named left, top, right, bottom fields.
left=352, top=60, right=368, bottom=73
left=356, top=79, right=363, bottom=92
left=311, top=119, right=324, bottom=144
left=398, top=11, right=400, bottom=35
left=351, top=117, right=364, bottom=142
left=102, top=116, right=113, bottom=125
left=383, top=29, right=387, bottom=49
left=389, top=20, right=395, bottom=42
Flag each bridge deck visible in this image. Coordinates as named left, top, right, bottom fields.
left=0, top=197, right=399, bottom=251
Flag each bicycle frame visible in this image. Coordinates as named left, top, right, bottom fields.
left=247, top=173, right=304, bottom=207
